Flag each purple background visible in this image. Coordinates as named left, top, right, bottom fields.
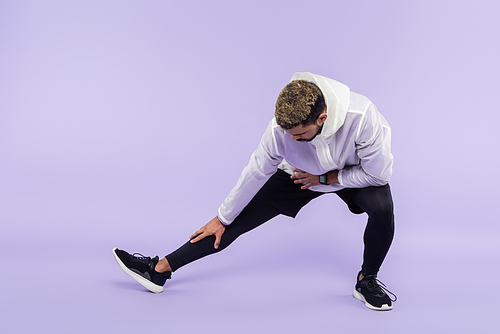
left=1, top=0, right=499, bottom=333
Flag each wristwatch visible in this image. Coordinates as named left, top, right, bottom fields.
left=319, top=173, right=328, bottom=185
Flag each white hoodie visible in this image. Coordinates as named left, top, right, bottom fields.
left=217, top=72, right=393, bottom=225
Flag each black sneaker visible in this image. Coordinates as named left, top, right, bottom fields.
left=353, top=272, right=397, bottom=311
left=113, top=247, right=171, bottom=293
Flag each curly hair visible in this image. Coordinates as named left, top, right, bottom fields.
left=275, top=80, right=326, bottom=130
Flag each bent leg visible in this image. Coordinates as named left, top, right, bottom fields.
left=350, top=184, right=395, bottom=276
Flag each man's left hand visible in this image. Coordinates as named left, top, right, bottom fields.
left=291, top=168, right=320, bottom=190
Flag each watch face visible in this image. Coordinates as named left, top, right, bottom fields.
left=320, top=174, right=327, bottom=185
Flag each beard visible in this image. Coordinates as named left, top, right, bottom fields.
left=297, top=124, right=323, bottom=142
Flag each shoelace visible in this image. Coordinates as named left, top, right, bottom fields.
left=365, top=276, right=398, bottom=302
left=132, top=253, right=157, bottom=270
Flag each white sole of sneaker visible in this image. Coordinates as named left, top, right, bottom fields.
left=353, top=289, right=392, bottom=311
left=112, top=248, right=164, bottom=293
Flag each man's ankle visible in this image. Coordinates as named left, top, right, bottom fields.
left=155, top=258, right=172, bottom=273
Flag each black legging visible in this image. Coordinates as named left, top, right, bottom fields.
left=166, top=170, right=394, bottom=277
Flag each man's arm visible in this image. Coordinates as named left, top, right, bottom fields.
left=217, top=120, right=283, bottom=225
left=191, top=120, right=283, bottom=248
left=338, top=104, right=393, bottom=187
left=292, top=105, right=392, bottom=189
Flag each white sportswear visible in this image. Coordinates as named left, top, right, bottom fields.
left=218, top=72, right=393, bottom=225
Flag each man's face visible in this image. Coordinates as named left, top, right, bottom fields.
left=285, top=123, right=323, bottom=142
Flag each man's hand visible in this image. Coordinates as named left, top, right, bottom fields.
left=291, top=168, right=339, bottom=189
left=291, top=168, right=320, bottom=189
left=190, top=216, right=226, bottom=249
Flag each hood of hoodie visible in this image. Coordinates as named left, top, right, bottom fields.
left=290, top=72, right=350, bottom=139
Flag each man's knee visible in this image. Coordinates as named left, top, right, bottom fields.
left=363, top=189, right=394, bottom=221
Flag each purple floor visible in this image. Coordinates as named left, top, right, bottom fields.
left=1, top=1, right=499, bottom=333
left=2, top=195, right=497, bottom=333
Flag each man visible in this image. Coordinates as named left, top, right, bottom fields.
left=113, top=72, right=397, bottom=311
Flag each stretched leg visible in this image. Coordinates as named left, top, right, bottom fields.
left=164, top=169, right=322, bottom=272
left=350, top=184, right=395, bottom=276
left=114, top=170, right=321, bottom=293
left=165, top=195, right=281, bottom=271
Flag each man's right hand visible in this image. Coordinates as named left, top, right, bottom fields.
left=189, top=216, right=226, bottom=249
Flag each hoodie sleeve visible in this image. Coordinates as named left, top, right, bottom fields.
left=217, top=120, right=283, bottom=225
left=338, top=104, right=393, bottom=187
